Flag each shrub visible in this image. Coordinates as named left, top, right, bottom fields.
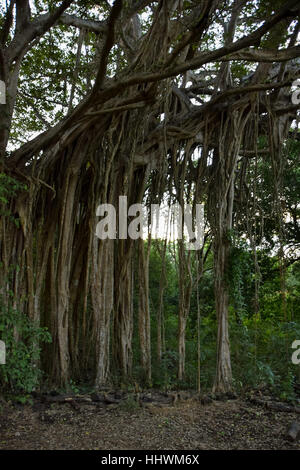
left=0, top=300, right=51, bottom=393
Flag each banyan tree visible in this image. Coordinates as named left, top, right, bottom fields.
left=0, top=0, right=299, bottom=392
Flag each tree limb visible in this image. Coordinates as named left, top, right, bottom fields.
left=220, top=46, right=300, bottom=62
left=94, top=0, right=123, bottom=91
left=59, top=13, right=107, bottom=34
left=7, top=0, right=75, bottom=63
left=0, top=0, right=15, bottom=45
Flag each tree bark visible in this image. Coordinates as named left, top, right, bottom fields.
left=92, top=238, right=114, bottom=388
left=138, top=236, right=151, bottom=385
left=113, top=239, right=134, bottom=380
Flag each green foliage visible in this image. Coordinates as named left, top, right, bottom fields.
left=228, top=233, right=253, bottom=321
left=0, top=173, right=26, bottom=223
left=68, top=379, right=80, bottom=394
left=131, top=237, right=300, bottom=399
left=11, top=394, right=34, bottom=405
left=151, top=349, right=179, bottom=390
left=230, top=316, right=299, bottom=401
left=118, top=394, right=140, bottom=412
left=0, top=300, right=52, bottom=393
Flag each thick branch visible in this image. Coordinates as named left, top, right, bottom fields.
left=94, top=0, right=123, bottom=91
left=0, top=0, right=15, bottom=45
left=221, top=46, right=300, bottom=62
left=59, top=13, right=107, bottom=34
left=7, top=0, right=74, bottom=63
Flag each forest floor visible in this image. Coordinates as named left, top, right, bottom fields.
left=0, top=390, right=299, bottom=450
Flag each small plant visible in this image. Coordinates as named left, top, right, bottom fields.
left=12, top=394, right=33, bottom=405
left=0, top=172, right=26, bottom=223
left=0, top=299, right=52, bottom=394
left=118, top=394, right=140, bottom=412
left=69, top=379, right=80, bottom=394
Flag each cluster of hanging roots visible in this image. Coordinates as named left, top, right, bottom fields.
left=0, top=0, right=299, bottom=391
left=0, top=79, right=295, bottom=391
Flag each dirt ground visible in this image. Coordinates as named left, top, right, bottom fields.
left=0, top=392, right=299, bottom=450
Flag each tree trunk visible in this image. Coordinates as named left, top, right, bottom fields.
left=113, top=239, right=134, bottom=380
left=156, top=239, right=167, bottom=365
left=138, top=236, right=152, bottom=385
left=209, top=107, right=251, bottom=393
left=178, top=314, right=187, bottom=382
left=92, top=238, right=114, bottom=387
left=213, top=232, right=232, bottom=393
left=177, top=240, right=192, bottom=382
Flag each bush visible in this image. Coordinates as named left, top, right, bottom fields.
left=230, top=317, right=300, bottom=400
left=0, top=300, right=51, bottom=393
